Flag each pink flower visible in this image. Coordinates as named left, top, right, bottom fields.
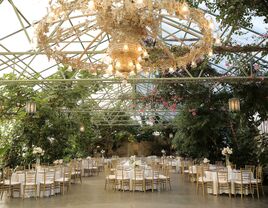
left=163, top=101, right=169, bottom=107
left=169, top=103, right=177, bottom=112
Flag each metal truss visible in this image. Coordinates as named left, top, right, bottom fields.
left=0, top=0, right=267, bottom=126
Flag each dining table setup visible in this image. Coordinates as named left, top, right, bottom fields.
left=180, top=160, right=265, bottom=199
left=104, top=156, right=173, bottom=192
left=0, top=159, right=84, bottom=199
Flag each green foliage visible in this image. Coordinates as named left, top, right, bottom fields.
left=198, top=0, right=268, bottom=28
left=157, top=61, right=268, bottom=166
left=0, top=70, right=100, bottom=167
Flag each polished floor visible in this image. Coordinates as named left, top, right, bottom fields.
left=0, top=174, right=267, bottom=208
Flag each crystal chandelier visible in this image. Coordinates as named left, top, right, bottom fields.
left=36, top=0, right=216, bottom=78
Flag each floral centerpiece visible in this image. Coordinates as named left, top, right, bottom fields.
left=203, top=158, right=210, bottom=164
left=101, top=149, right=105, bottom=158
left=221, top=147, right=233, bottom=166
left=161, top=149, right=166, bottom=157
left=53, top=159, right=63, bottom=165
left=32, top=147, right=44, bottom=166
left=129, top=155, right=136, bottom=165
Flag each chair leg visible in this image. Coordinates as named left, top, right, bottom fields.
left=240, top=185, right=243, bottom=199
left=250, top=184, right=254, bottom=199
left=35, top=185, right=37, bottom=200
left=256, top=184, right=259, bottom=199
left=0, top=191, right=4, bottom=200
left=23, top=186, right=25, bottom=200
left=260, top=184, right=265, bottom=196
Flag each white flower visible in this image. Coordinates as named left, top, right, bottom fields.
left=101, top=149, right=105, bottom=154
left=33, top=147, right=44, bottom=155
left=203, top=158, right=210, bottom=164
left=53, top=160, right=59, bottom=165
left=161, top=149, right=166, bottom=154
left=153, top=131, right=161, bottom=136
left=86, top=156, right=91, bottom=159
left=58, top=159, right=63, bottom=164
left=222, top=147, right=233, bottom=156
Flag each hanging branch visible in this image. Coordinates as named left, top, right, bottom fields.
left=214, top=45, right=268, bottom=54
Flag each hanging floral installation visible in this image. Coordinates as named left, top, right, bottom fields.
left=36, top=0, right=215, bottom=78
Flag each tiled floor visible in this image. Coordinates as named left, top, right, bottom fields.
left=0, top=174, right=267, bottom=208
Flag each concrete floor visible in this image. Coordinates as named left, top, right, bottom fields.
left=0, top=174, right=267, bottom=208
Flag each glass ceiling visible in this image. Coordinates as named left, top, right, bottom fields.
left=0, top=0, right=267, bottom=126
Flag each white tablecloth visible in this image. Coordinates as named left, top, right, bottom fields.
left=11, top=168, right=61, bottom=198
left=205, top=169, right=252, bottom=195
left=115, top=166, right=157, bottom=191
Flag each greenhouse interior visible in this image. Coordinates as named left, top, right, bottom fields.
left=0, top=0, right=268, bottom=207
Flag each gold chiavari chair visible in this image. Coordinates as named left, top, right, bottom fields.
left=229, top=163, right=236, bottom=170
left=159, top=165, right=172, bottom=191
left=97, top=158, right=104, bottom=172
left=115, top=167, right=130, bottom=192
left=39, top=169, right=55, bottom=197
left=215, top=161, right=223, bottom=167
left=1, top=168, right=21, bottom=199
left=251, top=166, right=265, bottom=199
left=196, top=165, right=213, bottom=196
left=104, top=165, right=115, bottom=190
left=145, top=167, right=160, bottom=192
left=91, top=159, right=99, bottom=176
left=111, top=159, right=118, bottom=171
left=216, top=171, right=231, bottom=197
left=84, top=159, right=93, bottom=177
left=75, top=160, right=83, bottom=183
left=55, top=166, right=71, bottom=195
left=23, top=170, right=37, bottom=199
left=132, top=167, right=145, bottom=192
left=234, top=169, right=253, bottom=198
left=184, top=161, right=193, bottom=181
left=244, top=165, right=255, bottom=175
left=70, top=160, right=82, bottom=184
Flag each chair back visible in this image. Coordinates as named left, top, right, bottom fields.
left=104, top=165, right=110, bottom=177
left=237, top=169, right=252, bottom=184
left=245, top=165, right=255, bottom=174
left=3, top=167, right=13, bottom=185
left=217, top=171, right=228, bottom=183
left=115, top=167, right=124, bottom=180
left=62, top=166, right=71, bottom=182
left=134, top=167, right=144, bottom=180
left=111, top=159, right=118, bottom=169
left=256, top=166, right=263, bottom=181
left=25, top=170, right=37, bottom=184
left=76, top=160, right=82, bottom=171
left=215, top=161, right=223, bottom=166
left=196, top=165, right=204, bottom=182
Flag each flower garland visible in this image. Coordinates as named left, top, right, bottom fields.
left=36, top=0, right=215, bottom=78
